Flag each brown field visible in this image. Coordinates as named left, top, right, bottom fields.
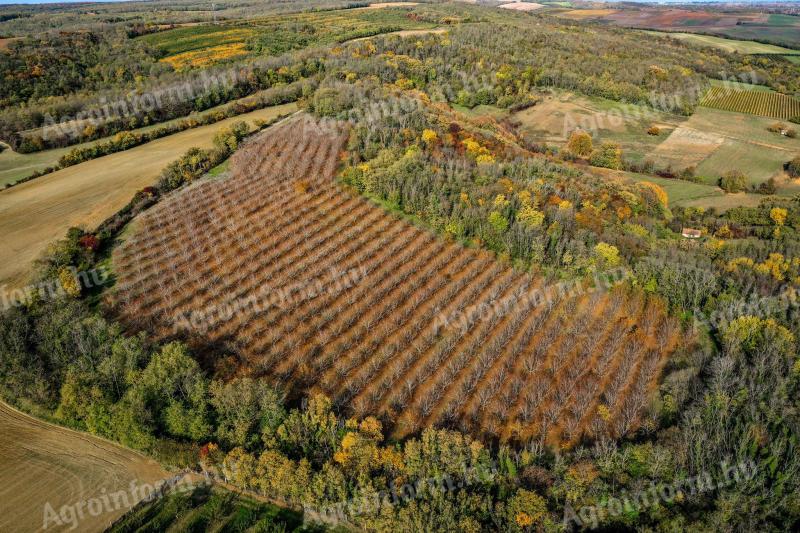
left=0, top=103, right=296, bottom=290
left=111, top=116, right=683, bottom=446
left=0, top=401, right=166, bottom=533
left=0, top=37, right=19, bottom=50
left=649, top=126, right=726, bottom=169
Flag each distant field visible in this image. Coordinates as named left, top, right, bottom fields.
left=676, top=192, right=767, bottom=211
left=499, top=2, right=545, bottom=11
left=652, top=107, right=799, bottom=185
left=107, top=485, right=305, bottom=533
left=647, top=31, right=796, bottom=54
left=0, top=401, right=166, bottom=533
left=555, top=8, right=800, bottom=48
left=0, top=103, right=296, bottom=289
left=700, top=86, right=800, bottom=120
left=141, top=6, right=433, bottom=70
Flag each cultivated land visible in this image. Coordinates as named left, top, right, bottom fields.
left=515, top=92, right=800, bottom=195
left=555, top=7, right=800, bottom=48
left=0, top=92, right=295, bottom=188
left=0, top=401, right=165, bottom=533
left=111, top=117, right=683, bottom=446
left=700, top=86, right=800, bottom=120
left=0, top=103, right=296, bottom=289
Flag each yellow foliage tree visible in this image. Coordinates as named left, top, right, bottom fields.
left=770, top=207, right=788, bottom=226
left=422, top=129, right=438, bottom=146
left=594, top=242, right=621, bottom=268
left=566, top=130, right=593, bottom=157
left=59, top=267, right=81, bottom=297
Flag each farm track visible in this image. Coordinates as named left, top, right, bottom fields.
left=113, top=115, right=683, bottom=445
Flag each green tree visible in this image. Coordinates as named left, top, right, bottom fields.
left=589, top=142, right=623, bottom=170
left=719, top=170, right=747, bottom=193
left=210, top=378, right=285, bottom=449
left=125, top=342, right=211, bottom=441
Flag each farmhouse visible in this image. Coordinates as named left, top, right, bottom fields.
left=682, top=228, right=702, bottom=239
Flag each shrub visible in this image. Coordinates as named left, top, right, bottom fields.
left=757, top=177, right=777, bottom=195
left=647, top=125, right=661, bottom=136
left=787, top=156, right=800, bottom=178
left=589, top=142, right=622, bottom=170
left=719, top=170, right=747, bottom=193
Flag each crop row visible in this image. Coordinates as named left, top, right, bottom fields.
left=700, top=86, right=800, bottom=119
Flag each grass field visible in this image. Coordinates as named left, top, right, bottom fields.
left=651, top=107, right=799, bottom=186
left=514, top=94, right=799, bottom=194
left=107, top=484, right=310, bottom=533
left=700, top=86, right=800, bottom=120
left=645, top=31, right=796, bottom=54
left=0, top=103, right=296, bottom=290
left=0, top=401, right=166, bottom=533
left=111, top=116, right=682, bottom=446
left=512, top=92, right=687, bottom=162
left=629, top=173, right=724, bottom=205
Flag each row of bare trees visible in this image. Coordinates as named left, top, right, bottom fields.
left=112, top=116, right=683, bottom=447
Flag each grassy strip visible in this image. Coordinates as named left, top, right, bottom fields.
left=3, top=83, right=306, bottom=190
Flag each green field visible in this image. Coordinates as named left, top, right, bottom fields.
left=648, top=31, right=797, bottom=54
left=709, top=79, right=775, bottom=93
left=623, top=172, right=724, bottom=205
left=107, top=484, right=314, bottom=533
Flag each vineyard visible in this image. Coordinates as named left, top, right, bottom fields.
left=700, top=86, right=800, bottom=120
left=111, top=116, right=682, bottom=446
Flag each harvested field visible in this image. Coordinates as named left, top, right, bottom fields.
left=499, top=3, right=545, bottom=12
left=649, top=126, right=726, bottom=170
left=111, top=116, right=683, bottom=446
left=0, top=401, right=166, bottom=533
left=558, top=9, right=617, bottom=19
left=700, top=87, right=800, bottom=120
left=0, top=104, right=296, bottom=290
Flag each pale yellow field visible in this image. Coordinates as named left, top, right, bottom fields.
left=0, top=401, right=166, bottom=533
left=559, top=9, right=618, bottom=19
left=365, top=2, right=419, bottom=8
left=0, top=103, right=296, bottom=289
left=499, top=2, right=545, bottom=11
